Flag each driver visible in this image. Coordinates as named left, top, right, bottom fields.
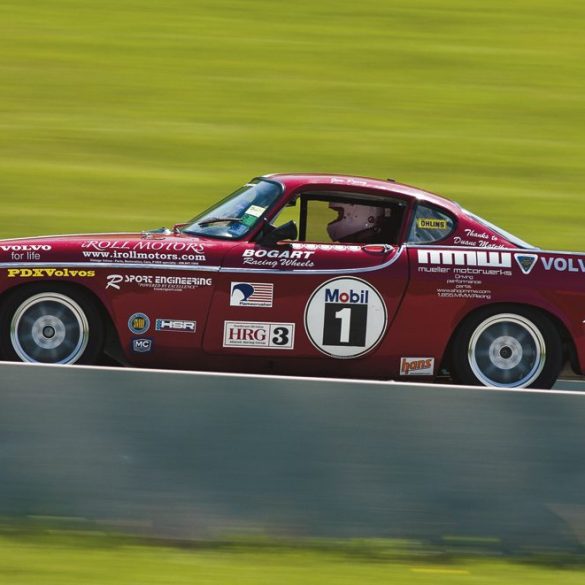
left=327, top=202, right=394, bottom=243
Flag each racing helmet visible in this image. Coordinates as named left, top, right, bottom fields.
left=327, top=202, right=387, bottom=242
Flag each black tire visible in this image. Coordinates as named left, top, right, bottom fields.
left=0, top=283, right=104, bottom=365
left=450, top=306, right=563, bottom=389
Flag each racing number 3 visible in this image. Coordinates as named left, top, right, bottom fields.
left=323, top=303, right=367, bottom=347
left=272, top=326, right=290, bottom=346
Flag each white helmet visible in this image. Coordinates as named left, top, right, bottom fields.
left=327, top=202, right=387, bottom=242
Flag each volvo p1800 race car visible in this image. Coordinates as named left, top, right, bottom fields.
left=0, top=173, right=582, bottom=388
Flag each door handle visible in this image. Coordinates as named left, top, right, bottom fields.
left=362, top=244, right=393, bottom=254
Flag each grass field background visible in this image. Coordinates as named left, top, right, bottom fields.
left=2, top=0, right=585, bottom=249
left=2, top=531, right=585, bottom=585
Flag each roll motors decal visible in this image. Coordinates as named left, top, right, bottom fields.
left=304, top=277, right=387, bottom=359
left=400, top=357, right=434, bottom=376
left=230, top=282, right=273, bottom=307
left=81, top=240, right=206, bottom=265
left=223, top=321, right=294, bottom=349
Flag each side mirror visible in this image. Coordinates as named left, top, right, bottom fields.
left=259, top=220, right=298, bottom=246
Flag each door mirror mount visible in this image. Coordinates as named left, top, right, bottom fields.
left=258, top=220, right=298, bottom=246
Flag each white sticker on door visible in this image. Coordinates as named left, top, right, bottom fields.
left=223, top=321, right=294, bottom=349
left=304, top=277, right=387, bottom=358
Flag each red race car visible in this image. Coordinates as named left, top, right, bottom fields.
left=0, top=173, right=582, bottom=388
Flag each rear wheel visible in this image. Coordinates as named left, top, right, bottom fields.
left=451, top=307, right=563, bottom=389
left=0, top=284, right=104, bottom=365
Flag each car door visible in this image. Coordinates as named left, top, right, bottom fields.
left=202, top=240, right=409, bottom=373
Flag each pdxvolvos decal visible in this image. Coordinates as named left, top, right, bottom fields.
left=7, top=268, right=95, bottom=278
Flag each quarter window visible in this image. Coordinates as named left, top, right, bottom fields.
left=408, top=204, right=455, bottom=243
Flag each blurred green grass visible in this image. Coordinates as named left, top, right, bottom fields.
left=1, top=0, right=585, bottom=249
left=2, top=531, right=585, bottom=585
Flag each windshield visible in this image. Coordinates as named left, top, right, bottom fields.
left=182, top=179, right=283, bottom=239
left=463, top=209, right=536, bottom=249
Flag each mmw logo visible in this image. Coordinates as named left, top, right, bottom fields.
left=417, top=249, right=512, bottom=268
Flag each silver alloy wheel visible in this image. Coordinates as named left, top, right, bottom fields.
left=10, top=292, right=90, bottom=364
left=468, top=313, right=546, bottom=388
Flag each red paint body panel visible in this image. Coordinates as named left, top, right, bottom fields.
left=1, top=173, right=584, bottom=381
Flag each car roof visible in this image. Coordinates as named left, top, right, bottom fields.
left=262, top=173, right=461, bottom=213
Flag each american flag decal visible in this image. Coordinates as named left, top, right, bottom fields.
left=230, top=282, right=274, bottom=307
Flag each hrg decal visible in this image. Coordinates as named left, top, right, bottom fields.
left=400, top=357, right=434, bottom=376
left=223, top=321, right=294, bottom=349
left=128, top=313, right=150, bottom=335
left=230, top=282, right=274, bottom=307
left=304, top=277, right=387, bottom=358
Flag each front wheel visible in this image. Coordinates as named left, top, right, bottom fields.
left=0, top=284, right=104, bottom=365
left=450, top=307, right=563, bottom=389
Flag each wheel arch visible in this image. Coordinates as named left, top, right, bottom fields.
left=0, top=280, right=124, bottom=364
left=441, top=301, right=578, bottom=376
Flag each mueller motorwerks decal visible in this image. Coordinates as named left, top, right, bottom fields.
left=417, top=249, right=511, bottom=301
left=417, top=249, right=512, bottom=272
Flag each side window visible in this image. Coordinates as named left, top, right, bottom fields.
left=408, top=204, right=455, bottom=244
left=270, top=193, right=406, bottom=245
left=304, top=196, right=405, bottom=244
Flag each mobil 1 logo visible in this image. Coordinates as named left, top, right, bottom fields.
left=304, top=277, right=387, bottom=358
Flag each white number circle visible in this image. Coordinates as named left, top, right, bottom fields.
left=304, top=277, right=387, bottom=358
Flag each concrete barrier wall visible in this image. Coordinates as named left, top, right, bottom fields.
left=0, top=362, right=585, bottom=549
